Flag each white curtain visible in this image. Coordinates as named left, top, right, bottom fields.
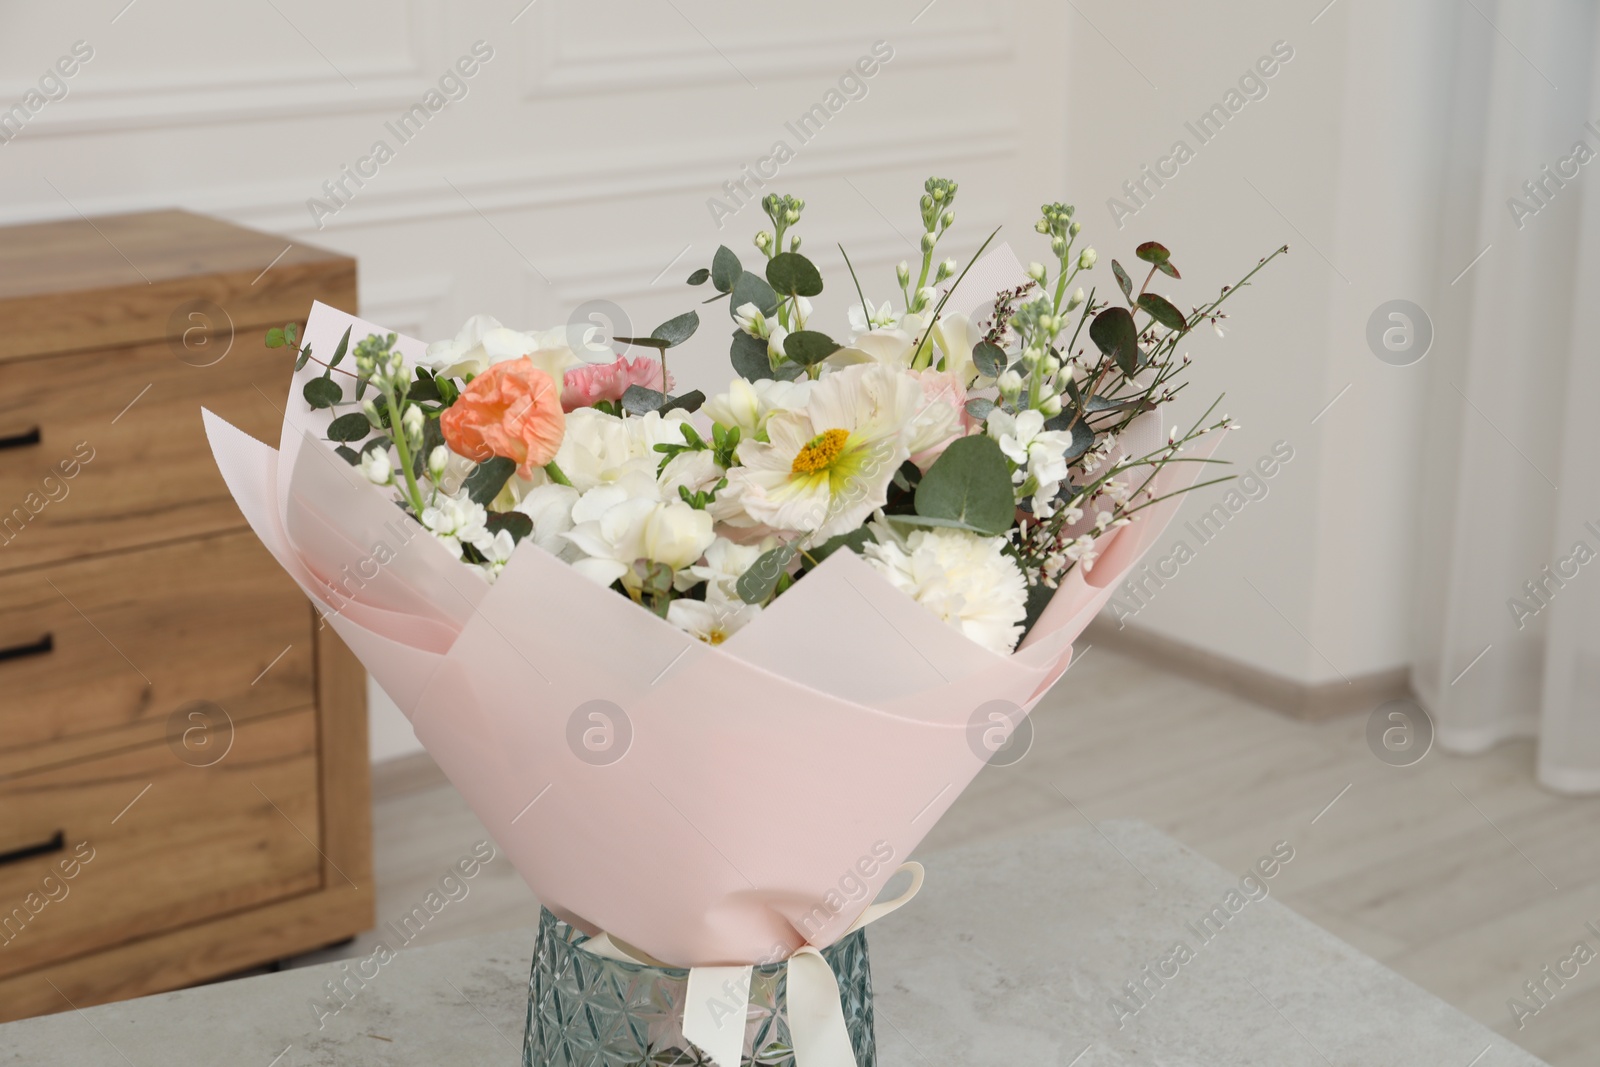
left=1413, top=1, right=1600, bottom=791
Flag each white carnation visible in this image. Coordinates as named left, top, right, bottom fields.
left=420, top=489, right=494, bottom=559
left=863, top=520, right=1028, bottom=654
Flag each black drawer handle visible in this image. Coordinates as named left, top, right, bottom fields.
left=0, top=830, right=64, bottom=868
left=0, top=633, right=52, bottom=664
left=0, top=427, right=40, bottom=451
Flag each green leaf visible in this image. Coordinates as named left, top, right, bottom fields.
left=328, top=326, right=352, bottom=369
left=765, top=252, right=824, bottom=298
left=463, top=456, right=516, bottom=505
left=659, top=390, right=705, bottom=415
left=327, top=412, right=371, bottom=442
left=622, top=385, right=666, bottom=415
left=303, top=377, right=343, bottom=409
left=361, top=436, right=391, bottom=456
left=264, top=327, right=285, bottom=348
left=736, top=544, right=797, bottom=604
left=284, top=322, right=298, bottom=346
left=650, top=310, right=699, bottom=348
left=810, top=526, right=873, bottom=563
left=686, top=267, right=711, bottom=286
left=1111, top=260, right=1134, bottom=303
left=964, top=397, right=996, bottom=420
left=1042, top=414, right=1095, bottom=461
left=1156, top=259, right=1181, bottom=279
left=972, top=340, right=1006, bottom=378
left=408, top=376, right=442, bottom=403
left=782, top=330, right=840, bottom=367
left=614, top=335, right=670, bottom=350
left=884, top=513, right=997, bottom=535
left=485, top=511, right=534, bottom=543
left=711, top=246, right=742, bottom=293
left=294, top=347, right=312, bottom=371
left=913, top=435, right=1015, bottom=536
left=730, top=331, right=773, bottom=380
left=1137, top=293, right=1187, bottom=331
left=730, top=271, right=779, bottom=319
left=334, top=445, right=360, bottom=465
left=1135, top=241, right=1171, bottom=265
left=1089, top=307, right=1140, bottom=376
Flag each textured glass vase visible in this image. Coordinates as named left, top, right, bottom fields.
left=523, top=908, right=876, bottom=1066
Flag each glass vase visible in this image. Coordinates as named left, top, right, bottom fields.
left=522, top=908, right=876, bottom=1066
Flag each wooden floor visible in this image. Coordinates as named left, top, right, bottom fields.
left=286, top=646, right=1600, bottom=1066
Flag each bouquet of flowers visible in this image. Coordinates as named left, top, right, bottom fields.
left=205, top=177, right=1281, bottom=1066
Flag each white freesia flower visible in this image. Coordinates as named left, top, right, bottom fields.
left=420, top=488, right=494, bottom=558
left=703, top=377, right=814, bottom=439
left=683, top=535, right=776, bottom=600
left=423, top=315, right=583, bottom=382
left=712, top=362, right=920, bottom=539
left=359, top=448, right=392, bottom=486
left=863, top=518, right=1028, bottom=654
left=925, top=312, right=985, bottom=385
left=824, top=327, right=916, bottom=371
left=766, top=325, right=790, bottom=363
left=513, top=482, right=580, bottom=557
left=667, top=598, right=761, bottom=646
left=563, top=485, right=714, bottom=589
left=553, top=407, right=689, bottom=493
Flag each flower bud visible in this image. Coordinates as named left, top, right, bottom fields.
left=940, top=210, right=954, bottom=229
left=1051, top=236, right=1067, bottom=256
left=359, top=448, right=392, bottom=486
left=362, top=398, right=383, bottom=428
left=1027, top=261, right=1047, bottom=283
left=789, top=234, right=802, bottom=251
left=1078, top=248, right=1098, bottom=270
left=401, top=404, right=424, bottom=445
left=427, top=445, right=448, bottom=481
left=1040, top=394, right=1063, bottom=417
left=1066, top=288, right=1085, bottom=311
left=896, top=261, right=911, bottom=287
left=920, top=193, right=934, bottom=212
left=997, top=369, right=1024, bottom=400
left=754, top=231, right=772, bottom=251
left=920, top=232, right=936, bottom=254
left=1069, top=220, right=1082, bottom=236
left=785, top=209, right=800, bottom=224
left=1034, top=219, right=1049, bottom=234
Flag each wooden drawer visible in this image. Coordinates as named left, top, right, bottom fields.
left=0, top=327, right=295, bottom=573
left=0, top=708, right=323, bottom=981
left=0, top=531, right=313, bottom=770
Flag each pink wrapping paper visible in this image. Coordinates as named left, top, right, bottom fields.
left=204, top=301, right=1215, bottom=968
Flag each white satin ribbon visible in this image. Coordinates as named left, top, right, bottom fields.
left=578, top=862, right=925, bottom=1067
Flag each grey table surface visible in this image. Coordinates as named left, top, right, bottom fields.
left=0, top=820, right=1546, bottom=1066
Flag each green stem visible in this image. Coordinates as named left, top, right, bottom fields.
left=384, top=388, right=426, bottom=514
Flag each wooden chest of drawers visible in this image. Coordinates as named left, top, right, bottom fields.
left=0, top=210, right=372, bottom=1020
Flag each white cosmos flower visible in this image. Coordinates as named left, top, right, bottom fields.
left=863, top=518, right=1028, bottom=654
left=420, top=489, right=494, bottom=558
left=703, top=377, right=814, bottom=439
left=667, top=598, right=761, bottom=645
left=423, top=314, right=584, bottom=382
left=711, top=362, right=920, bottom=540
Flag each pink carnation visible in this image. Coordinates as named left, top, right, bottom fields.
left=561, top=355, right=672, bottom=412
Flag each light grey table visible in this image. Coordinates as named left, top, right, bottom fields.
left=0, top=821, right=1546, bottom=1066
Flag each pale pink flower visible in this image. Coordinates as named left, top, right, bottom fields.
left=561, top=355, right=672, bottom=412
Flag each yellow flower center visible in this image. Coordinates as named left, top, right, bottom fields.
left=707, top=628, right=727, bottom=646
left=791, top=428, right=851, bottom=474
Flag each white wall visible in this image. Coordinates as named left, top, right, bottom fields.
left=1064, top=0, right=1456, bottom=687
left=0, top=0, right=1067, bottom=761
